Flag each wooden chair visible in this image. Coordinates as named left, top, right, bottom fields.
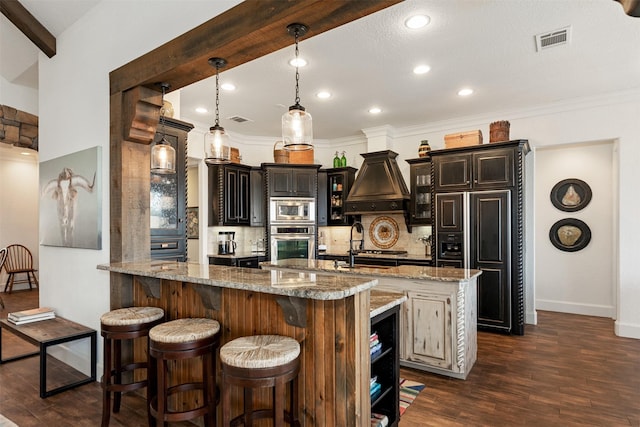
left=0, top=247, right=6, bottom=308
left=3, top=244, right=39, bottom=293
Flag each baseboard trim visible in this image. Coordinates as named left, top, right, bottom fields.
left=615, top=321, right=640, bottom=339
left=535, top=299, right=614, bottom=318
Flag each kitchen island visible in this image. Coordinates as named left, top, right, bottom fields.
left=98, top=260, right=386, bottom=426
left=262, top=259, right=481, bottom=379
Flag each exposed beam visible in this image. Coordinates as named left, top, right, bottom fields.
left=110, top=0, right=401, bottom=95
left=0, top=0, right=56, bottom=58
left=614, top=0, right=640, bottom=16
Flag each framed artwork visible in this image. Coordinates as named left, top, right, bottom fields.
left=39, top=146, right=102, bottom=249
left=550, top=178, right=592, bottom=212
left=549, top=218, right=591, bottom=252
left=186, top=207, right=199, bottom=239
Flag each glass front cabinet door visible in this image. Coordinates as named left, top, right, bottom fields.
left=406, top=158, right=432, bottom=226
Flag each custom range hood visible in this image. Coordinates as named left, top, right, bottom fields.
left=345, top=150, right=410, bottom=224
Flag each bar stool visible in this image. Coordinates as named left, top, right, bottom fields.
left=148, top=318, right=220, bottom=427
left=220, top=334, right=301, bottom=427
left=100, top=306, right=165, bottom=427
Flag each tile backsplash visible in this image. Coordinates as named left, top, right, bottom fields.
left=319, top=214, right=432, bottom=257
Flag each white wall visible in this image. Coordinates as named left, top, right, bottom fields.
left=0, top=75, right=38, bottom=115
left=534, top=141, right=615, bottom=317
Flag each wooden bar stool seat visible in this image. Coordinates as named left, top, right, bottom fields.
left=220, top=335, right=301, bottom=427
left=148, top=318, right=220, bottom=427
left=100, top=306, right=165, bottom=427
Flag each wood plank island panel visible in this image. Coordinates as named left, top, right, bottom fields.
left=130, top=276, right=371, bottom=426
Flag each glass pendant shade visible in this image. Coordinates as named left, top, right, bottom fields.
left=204, top=124, right=231, bottom=164
left=282, top=23, right=313, bottom=152
left=151, top=82, right=176, bottom=174
left=151, top=138, right=176, bottom=174
left=282, top=103, right=313, bottom=151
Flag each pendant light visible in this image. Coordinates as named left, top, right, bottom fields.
left=282, top=23, right=313, bottom=151
left=204, top=57, right=231, bottom=164
left=151, top=82, right=176, bottom=174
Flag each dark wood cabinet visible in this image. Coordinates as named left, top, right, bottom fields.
left=370, top=304, right=400, bottom=427
left=326, top=167, right=357, bottom=226
left=250, top=167, right=264, bottom=227
left=469, top=190, right=511, bottom=330
left=317, top=170, right=328, bottom=226
left=209, top=255, right=266, bottom=269
left=265, top=165, right=318, bottom=198
left=434, top=148, right=515, bottom=191
left=208, top=163, right=252, bottom=226
left=406, top=158, right=432, bottom=226
left=432, top=140, right=529, bottom=335
left=150, top=117, right=193, bottom=261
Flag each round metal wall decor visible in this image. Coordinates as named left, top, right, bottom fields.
left=549, top=218, right=591, bottom=252
left=550, top=178, right=592, bottom=212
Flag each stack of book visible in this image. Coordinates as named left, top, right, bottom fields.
left=370, top=375, right=382, bottom=401
left=370, top=331, right=382, bottom=358
left=7, top=307, right=56, bottom=325
left=370, top=412, right=389, bottom=427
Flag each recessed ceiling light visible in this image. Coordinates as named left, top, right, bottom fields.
left=221, top=83, right=236, bottom=91
left=316, top=91, right=331, bottom=99
left=458, top=88, right=474, bottom=97
left=195, top=107, right=208, bottom=114
left=413, top=64, right=431, bottom=75
left=405, top=15, right=430, bottom=29
left=289, top=57, right=307, bottom=67
left=20, top=151, right=31, bottom=156
left=369, top=107, right=382, bottom=114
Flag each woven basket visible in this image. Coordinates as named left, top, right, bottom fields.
left=273, top=141, right=289, bottom=163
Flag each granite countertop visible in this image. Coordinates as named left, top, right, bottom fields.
left=208, top=251, right=267, bottom=259
left=261, top=259, right=482, bottom=282
left=369, top=290, right=407, bottom=318
left=98, top=260, right=377, bottom=301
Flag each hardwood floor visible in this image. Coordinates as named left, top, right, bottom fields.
left=1, top=290, right=639, bottom=426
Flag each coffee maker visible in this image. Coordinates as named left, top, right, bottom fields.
left=217, top=231, right=236, bottom=255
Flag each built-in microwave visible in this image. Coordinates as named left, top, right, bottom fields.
left=269, top=197, right=315, bottom=223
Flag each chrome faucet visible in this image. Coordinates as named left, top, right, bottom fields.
left=349, top=221, right=364, bottom=267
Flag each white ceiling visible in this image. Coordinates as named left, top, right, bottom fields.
left=2, top=0, right=640, bottom=140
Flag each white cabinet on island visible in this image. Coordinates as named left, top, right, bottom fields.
left=261, top=259, right=481, bottom=380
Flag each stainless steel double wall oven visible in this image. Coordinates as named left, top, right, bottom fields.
left=269, top=197, right=316, bottom=262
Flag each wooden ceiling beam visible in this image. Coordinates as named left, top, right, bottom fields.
left=0, top=0, right=56, bottom=58
left=110, top=0, right=401, bottom=95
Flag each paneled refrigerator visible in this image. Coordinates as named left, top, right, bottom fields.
left=431, top=140, right=529, bottom=335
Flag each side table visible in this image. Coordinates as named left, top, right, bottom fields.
left=0, top=316, right=97, bottom=398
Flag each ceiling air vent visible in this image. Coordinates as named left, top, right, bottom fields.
left=227, top=115, right=252, bottom=123
left=535, top=26, right=571, bottom=51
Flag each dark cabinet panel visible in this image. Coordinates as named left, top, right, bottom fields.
left=434, top=154, right=472, bottom=191
left=265, top=165, right=318, bottom=198
left=470, top=191, right=511, bottom=331
left=436, top=193, right=463, bottom=233
left=473, top=149, right=514, bottom=189
left=208, top=163, right=252, bottom=226
left=150, top=117, right=193, bottom=262
left=317, top=171, right=328, bottom=226
left=250, top=168, right=264, bottom=227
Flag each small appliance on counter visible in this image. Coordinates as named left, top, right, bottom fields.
left=217, top=231, right=236, bottom=255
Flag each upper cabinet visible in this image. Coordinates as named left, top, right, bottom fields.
left=250, top=167, right=265, bottom=227
left=150, top=117, right=193, bottom=261
left=406, top=158, right=432, bottom=226
left=264, top=164, right=319, bottom=198
left=433, top=146, right=515, bottom=191
left=326, top=167, right=357, bottom=226
left=208, top=163, right=252, bottom=226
